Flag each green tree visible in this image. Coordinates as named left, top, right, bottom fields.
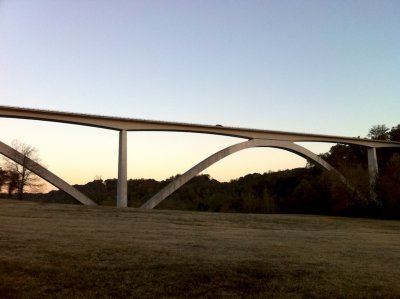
left=367, top=125, right=390, bottom=140
left=389, top=124, right=400, bottom=141
left=320, top=144, right=366, bottom=169
left=377, top=153, right=400, bottom=218
left=81, top=178, right=107, bottom=204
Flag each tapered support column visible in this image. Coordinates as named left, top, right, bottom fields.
left=117, top=129, right=128, bottom=207
left=367, top=147, right=379, bottom=201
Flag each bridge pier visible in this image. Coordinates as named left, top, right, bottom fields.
left=367, top=147, right=379, bottom=201
left=117, top=129, right=128, bottom=207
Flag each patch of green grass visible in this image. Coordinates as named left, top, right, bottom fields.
left=0, top=199, right=399, bottom=298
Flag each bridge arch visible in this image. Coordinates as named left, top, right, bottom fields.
left=141, top=139, right=354, bottom=209
left=0, top=140, right=97, bottom=206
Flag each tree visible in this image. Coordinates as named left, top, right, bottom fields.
left=7, top=171, right=19, bottom=198
left=2, top=140, right=43, bottom=199
left=367, top=125, right=390, bottom=140
left=377, top=153, right=400, bottom=218
left=0, top=168, right=7, bottom=193
left=389, top=124, right=400, bottom=142
left=320, top=144, right=367, bottom=169
left=80, top=178, right=107, bottom=204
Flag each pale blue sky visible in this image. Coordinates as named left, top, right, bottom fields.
left=0, top=1, right=399, bottom=188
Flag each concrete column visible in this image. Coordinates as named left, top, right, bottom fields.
left=367, top=147, right=379, bottom=201
left=117, top=129, right=128, bottom=207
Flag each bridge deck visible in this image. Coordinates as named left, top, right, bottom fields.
left=1, top=105, right=400, bottom=148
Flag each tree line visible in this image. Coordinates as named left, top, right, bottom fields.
left=1, top=124, right=400, bottom=219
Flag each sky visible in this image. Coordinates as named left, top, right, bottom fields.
left=0, top=0, right=399, bottom=191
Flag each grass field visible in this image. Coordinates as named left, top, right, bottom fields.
left=0, top=199, right=399, bottom=298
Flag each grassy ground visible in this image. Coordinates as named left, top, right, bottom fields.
left=0, top=199, right=399, bottom=298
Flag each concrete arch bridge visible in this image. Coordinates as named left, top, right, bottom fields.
left=1, top=106, right=399, bottom=208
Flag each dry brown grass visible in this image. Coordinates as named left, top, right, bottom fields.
left=0, top=199, right=399, bottom=298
